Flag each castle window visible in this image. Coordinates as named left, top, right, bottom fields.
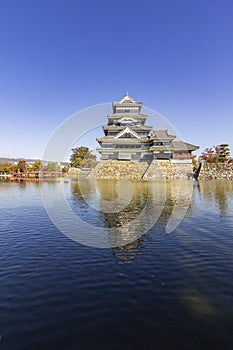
left=121, top=122, right=134, bottom=126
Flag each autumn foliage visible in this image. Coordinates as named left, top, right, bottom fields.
left=199, top=144, right=231, bottom=163
left=70, top=147, right=96, bottom=168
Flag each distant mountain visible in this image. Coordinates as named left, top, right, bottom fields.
left=0, top=157, right=41, bottom=164
left=0, top=157, right=66, bottom=165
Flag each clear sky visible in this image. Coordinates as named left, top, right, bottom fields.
left=0, top=0, right=232, bottom=160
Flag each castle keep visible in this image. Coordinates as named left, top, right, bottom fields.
left=97, top=92, right=198, bottom=163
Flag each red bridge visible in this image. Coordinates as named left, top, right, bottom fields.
left=11, top=171, right=65, bottom=179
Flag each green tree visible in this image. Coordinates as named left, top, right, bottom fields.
left=32, top=160, right=43, bottom=171
left=219, top=144, right=230, bottom=162
left=43, top=162, right=59, bottom=172
left=70, top=147, right=96, bottom=168
left=0, top=162, right=17, bottom=174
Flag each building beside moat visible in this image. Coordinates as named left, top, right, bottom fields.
left=96, top=92, right=198, bottom=163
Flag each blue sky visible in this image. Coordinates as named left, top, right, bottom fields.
left=0, top=0, right=232, bottom=160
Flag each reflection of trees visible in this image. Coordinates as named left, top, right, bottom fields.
left=198, top=181, right=233, bottom=216
left=0, top=177, right=11, bottom=183
left=71, top=179, right=95, bottom=198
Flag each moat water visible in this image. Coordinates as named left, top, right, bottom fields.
left=1, top=178, right=233, bottom=349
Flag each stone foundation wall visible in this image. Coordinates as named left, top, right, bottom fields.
left=89, top=160, right=193, bottom=179
left=68, top=167, right=91, bottom=178
left=68, top=162, right=233, bottom=180
left=199, top=163, right=233, bottom=180
left=68, top=167, right=79, bottom=176
left=89, top=160, right=148, bottom=179
left=144, top=160, right=193, bottom=179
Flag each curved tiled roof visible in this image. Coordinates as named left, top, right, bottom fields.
left=103, top=125, right=152, bottom=132
left=151, top=129, right=176, bottom=140
left=171, top=141, right=199, bottom=151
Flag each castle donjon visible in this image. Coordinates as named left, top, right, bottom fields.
left=97, top=92, right=198, bottom=162
left=82, top=92, right=199, bottom=179
left=92, top=92, right=198, bottom=179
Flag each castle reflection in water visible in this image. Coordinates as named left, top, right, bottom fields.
left=70, top=179, right=195, bottom=263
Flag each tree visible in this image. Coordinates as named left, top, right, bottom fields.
left=199, top=147, right=216, bottom=163
left=70, top=147, right=96, bottom=168
left=199, top=144, right=231, bottom=163
left=79, top=157, right=97, bottom=169
left=43, top=162, right=59, bottom=172
left=61, top=162, right=69, bottom=173
left=219, top=144, right=230, bottom=162
left=16, top=160, right=27, bottom=172
left=0, top=162, right=17, bottom=174
left=32, top=160, right=43, bottom=171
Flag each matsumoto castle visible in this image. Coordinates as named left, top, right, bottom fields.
left=97, top=92, right=198, bottom=163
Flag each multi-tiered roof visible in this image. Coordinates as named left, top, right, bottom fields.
left=97, top=92, right=198, bottom=162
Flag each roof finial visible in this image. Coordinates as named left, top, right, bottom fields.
left=126, top=90, right=129, bottom=96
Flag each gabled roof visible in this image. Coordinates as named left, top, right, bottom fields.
left=112, top=92, right=142, bottom=111
left=115, top=127, right=141, bottom=139
left=118, top=91, right=136, bottom=104
left=119, top=116, right=137, bottom=123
